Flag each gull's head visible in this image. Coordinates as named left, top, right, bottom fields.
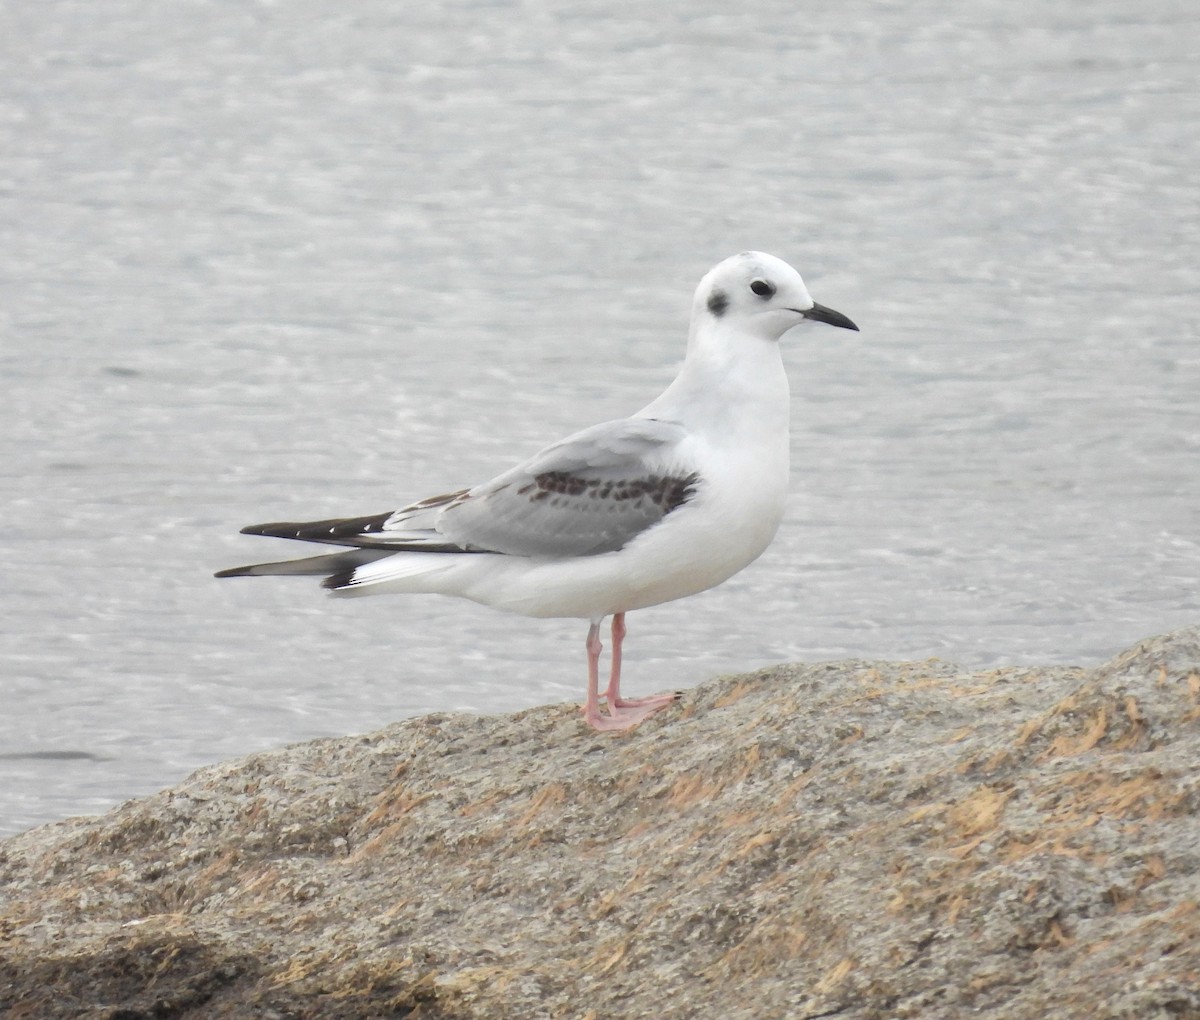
left=695, top=251, right=858, bottom=342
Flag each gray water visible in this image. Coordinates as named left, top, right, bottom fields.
left=2, top=0, right=1197, bottom=837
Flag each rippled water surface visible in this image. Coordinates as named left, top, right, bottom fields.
left=2, top=0, right=1197, bottom=834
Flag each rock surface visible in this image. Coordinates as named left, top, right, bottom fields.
left=2, top=627, right=1199, bottom=1019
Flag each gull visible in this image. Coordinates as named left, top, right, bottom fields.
left=216, top=252, right=858, bottom=731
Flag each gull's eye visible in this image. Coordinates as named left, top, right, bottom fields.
left=749, top=279, right=775, bottom=298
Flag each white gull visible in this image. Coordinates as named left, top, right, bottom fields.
left=216, top=252, right=858, bottom=731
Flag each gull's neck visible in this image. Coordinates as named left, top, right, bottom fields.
left=638, top=317, right=791, bottom=437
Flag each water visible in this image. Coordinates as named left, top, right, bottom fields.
left=2, top=0, right=1197, bottom=836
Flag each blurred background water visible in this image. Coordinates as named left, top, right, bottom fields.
left=1, top=0, right=1197, bottom=836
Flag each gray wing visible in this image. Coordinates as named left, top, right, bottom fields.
left=433, top=417, right=701, bottom=556
left=229, top=417, right=701, bottom=559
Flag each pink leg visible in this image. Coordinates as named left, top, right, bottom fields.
left=603, top=613, right=678, bottom=711
left=582, top=621, right=610, bottom=729
left=581, top=614, right=678, bottom=732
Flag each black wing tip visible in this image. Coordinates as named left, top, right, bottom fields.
left=238, top=520, right=312, bottom=539
left=321, top=569, right=357, bottom=591
left=237, top=512, right=395, bottom=543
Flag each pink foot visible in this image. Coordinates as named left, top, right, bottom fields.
left=608, top=691, right=681, bottom=709
left=580, top=614, right=678, bottom=733
left=583, top=699, right=673, bottom=732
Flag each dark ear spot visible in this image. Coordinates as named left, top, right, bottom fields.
left=707, top=288, right=729, bottom=317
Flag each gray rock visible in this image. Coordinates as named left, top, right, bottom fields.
left=2, top=627, right=1199, bottom=1019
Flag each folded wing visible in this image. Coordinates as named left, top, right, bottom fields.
left=222, top=417, right=702, bottom=569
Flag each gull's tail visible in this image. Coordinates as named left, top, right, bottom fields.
left=215, top=503, right=481, bottom=596
left=319, top=550, right=467, bottom=597
left=216, top=547, right=473, bottom=600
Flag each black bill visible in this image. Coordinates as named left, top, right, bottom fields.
left=802, top=302, right=859, bottom=331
